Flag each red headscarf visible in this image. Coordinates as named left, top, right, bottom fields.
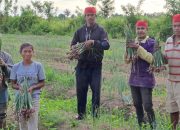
left=135, top=20, right=148, bottom=28
left=84, top=7, right=96, bottom=14
left=173, top=14, right=180, bottom=23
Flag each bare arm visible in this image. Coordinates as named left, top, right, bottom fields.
left=28, top=80, right=45, bottom=93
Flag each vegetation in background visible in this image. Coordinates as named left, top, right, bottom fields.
left=0, top=0, right=179, bottom=41
left=0, top=0, right=179, bottom=129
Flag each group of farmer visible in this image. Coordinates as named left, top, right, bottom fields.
left=0, top=6, right=180, bottom=130
left=71, top=7, right=180, bottom=130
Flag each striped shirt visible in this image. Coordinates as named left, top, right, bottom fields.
left=165, top=35, right=180, bottom=82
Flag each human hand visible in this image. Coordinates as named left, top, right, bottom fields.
left=85, top=40, right=94, bottom=49
left=16, top=84, right=22, bottom=91
left=0, top=58, right=6, bottom=66
left=127, top=42, right=139, bottom=49
left=28, top=86, right=35, bottom=94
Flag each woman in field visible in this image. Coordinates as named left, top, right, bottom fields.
left=10, top=43, right=45, bottom=130
left=124, top=20, right=156, bottom=129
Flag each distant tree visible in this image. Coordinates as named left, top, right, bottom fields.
left=0, top=0, right=3, bottom=16
left=19, top=5, right=37, bottom=32
left=31, top=0, right=43, bottom=15
left=4, top=0, right=13, bottom=16
left=99, top=0, right=114, bottom=18
left=12, top=6, right=18, bottom=16
left=121, top=0, right=145, bottom=16
left=42, top=1, right=54, bottom=20
left=121, top=0, right=145, bottom=29
left=0, top=0, right=19, bottom=16
left=64, top=9, right=71, bottom=17
left=144, top=12, right=165, bottom=17
left=12, top=0, right=18, bottom=16
left=20, top=5, right=34, bottom=14
left=71, top=14, right=75, bottom=18
left=58, top=13, right=65, bottom=19
left=86, top=0, right=98, bottom=6
left=0, top=0, right=3, bottom=24
left=75, top=6, right=83, bottom=16
left=112, top=13, right=121, bottom=17
left=121, top=4, right=136, bottom=16
left=164, top=0, right=180, bottom=15
left=136, top=0, right=145, bottom=14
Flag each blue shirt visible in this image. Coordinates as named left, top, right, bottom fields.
left=10, top=61, right=45, bottom=99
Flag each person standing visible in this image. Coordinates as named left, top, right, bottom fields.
left=0, top=37, right=13, bottom=129
left=10, top=43, right=45, bottom=130
left=164, top=14, right=180, bottom=130
left=71, top=7, right=110, bottom=120
left=124, top=20, right=156, bottom=129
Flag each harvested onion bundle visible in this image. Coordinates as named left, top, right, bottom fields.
left=149, top=42, right=166, bottom=73
left=15, top=77, right=35, bottom=120
left=124, top=24, right=136, bottom=61
left=67, top=42, right=86, bottom=60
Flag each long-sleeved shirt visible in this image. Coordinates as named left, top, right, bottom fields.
left=165, top=35, right=180, bottom=82
left=125, top=36, right=156, bottom=88
left=71, top=23, right=110, bottom=68
left=0, top=51, right=13, bottom=104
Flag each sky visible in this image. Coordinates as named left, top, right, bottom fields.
left=17, top=0, right=166, bottom=14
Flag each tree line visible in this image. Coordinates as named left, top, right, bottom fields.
left=0, top=0, right=179, bottom=41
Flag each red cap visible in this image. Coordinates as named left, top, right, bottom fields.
left=173, top=14, right=180, bottom=23
left=84, top=7, right=96, bottom=14
left=135, top=20, right=148, bottom=28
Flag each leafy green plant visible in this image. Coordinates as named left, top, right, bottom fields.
left=15, top=77, right=34, bottom=120
left=67, top=42, right=86, bottom=60
left=149, top=38, right=167, bottom=73
left=124, top=24, right=136, bottom=61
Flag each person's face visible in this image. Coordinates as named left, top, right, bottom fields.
left=173, top=22, right=180, bottom=36
left=85, top=13, right=96, bottom=25
left=136, top=26, right=148, bottom=38
left=21, top=46, right=34, bottom=61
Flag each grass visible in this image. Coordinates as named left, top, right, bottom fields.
left=1, top=34, right=172, bottom=130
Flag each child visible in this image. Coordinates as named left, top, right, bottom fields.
left=10, top=43, right=45, bottom=130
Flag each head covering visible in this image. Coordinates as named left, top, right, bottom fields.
left=173, top=14, right=180, bottom=23
left=84, top=7, right=96, bottom=14
left=135, top=20, right=148, bottom=28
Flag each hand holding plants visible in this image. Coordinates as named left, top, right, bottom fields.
left=84, top=40, right=94, bottom=49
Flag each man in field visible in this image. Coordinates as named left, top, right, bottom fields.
left=0, top=37, right=13, bottom=129
left=164, top=14, right=180, bottom=130
left=124, top=20, right=156, bottom=129
left=71, top=7, right=110, bottom=120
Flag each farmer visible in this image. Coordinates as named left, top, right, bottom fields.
left=71, top=7, right=110, bottom=120
left=10, top=43, right=45, bottom=130
left=124, top=20, right=156, bottom=129
left=0, top=37, right=13, bottom=129
left=164, top=14, right=180, bottom=130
